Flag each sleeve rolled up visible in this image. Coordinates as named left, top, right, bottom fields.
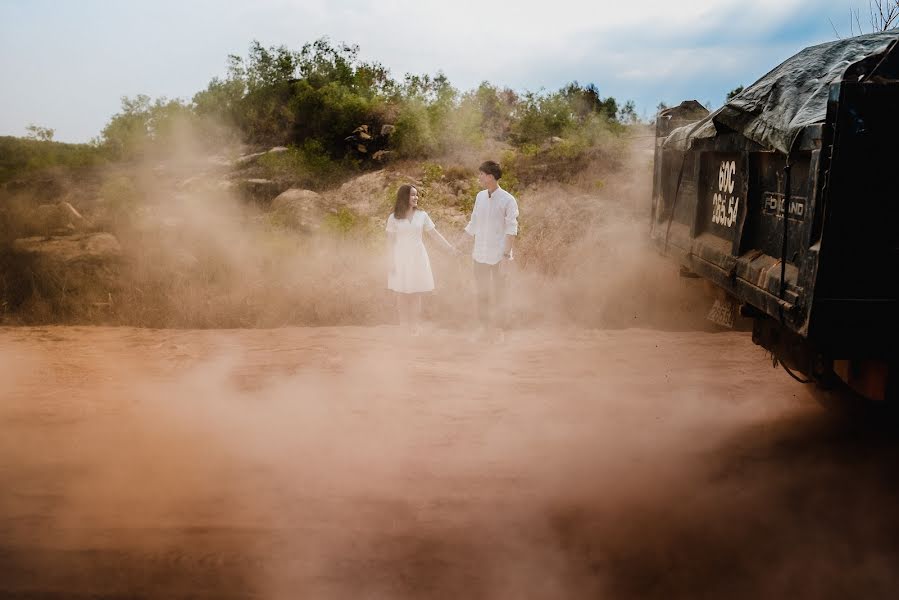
left=504, top=195, right=520, bottom=235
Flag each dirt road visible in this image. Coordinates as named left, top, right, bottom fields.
left=1, top=326, right=898, bottom=598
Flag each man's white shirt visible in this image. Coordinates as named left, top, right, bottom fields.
left=464, top=186, right=519, bottom=265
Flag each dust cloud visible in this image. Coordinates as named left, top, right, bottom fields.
left=2, top=134, right=899, bottom=599
left=4, top=125, right=709, bottom=331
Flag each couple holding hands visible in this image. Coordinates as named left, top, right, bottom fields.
left=386, top=160, right=519, bottom=339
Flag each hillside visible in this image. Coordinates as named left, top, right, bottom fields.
left=0, top=130, right=717, bottom=331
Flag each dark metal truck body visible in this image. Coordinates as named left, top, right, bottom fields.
left=651, top=32, right=899, bottom=402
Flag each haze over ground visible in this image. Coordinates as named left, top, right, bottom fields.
left=2, top=2, right=899, bottom=597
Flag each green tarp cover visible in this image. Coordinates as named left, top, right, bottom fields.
left=664, top=31, right=899, bottom=153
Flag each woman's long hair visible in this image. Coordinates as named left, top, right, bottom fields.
left=393, top=184, right=415, bottom=219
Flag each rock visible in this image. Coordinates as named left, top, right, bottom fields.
left=271, top=189, right=326, bottom=231
left=33, top=204, right=67, bottom=233
left=32, top=202, right=89, bottom=235
left=2, top=178, right=64, bottom=201
left=268, top=146, right=289, bottom=154
left=60, top=202, right=87, bottom=224
left=550, top=136, right=564, bottom=144
left=175, top=176, right=203, bottom=191
left=272, top=189, right=321, bottom=211
left=175, top=176, right=236, bottom=195
left=234, top=150, right=268, bottom=168
left=380, top=124, right=396, bottom=136
left=329, top=170, right=405, bottom=217
left=13, top=233, right=122, bottom=264
left=12, top=233, right=123, bottom=308
left=206, top=154, right=233, bottom=168
left=372, top=150, right=394, bottom=163
left=235, top=178, right=287, bottom=204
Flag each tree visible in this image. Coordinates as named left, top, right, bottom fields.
left=617, top=100, right=638, bottom=124
left=561, top=82, right=619, bottom=120
left=726, top=85, right=745, bottom=101
left=101, top=95, right=151, bottom=158
left=870, top=0, right=899, bottom=29
left=25, top=124, right=55, bottom=142
left=100, top=95, right=194, bottom=158
left=463, top=82, right=517, bottom=140
left=193, top=38, right=394, bottom=149
left=830, top=0, right=899, bottom=37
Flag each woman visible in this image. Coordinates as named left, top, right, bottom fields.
left=386, top=184, right=457, bottom=334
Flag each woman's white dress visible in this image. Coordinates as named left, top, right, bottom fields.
left=386, top=210, right=436, bottom=293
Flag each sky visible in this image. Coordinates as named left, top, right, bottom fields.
left=0, top=0, right=890, bottom=143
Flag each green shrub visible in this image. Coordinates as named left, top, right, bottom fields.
left=324, top=207, right=358, bottom=233
left=94, top=40, right=636, bottom=171
left=100, top=95, right=205, bottom=160
left=0, top=137, right=106, bottom=184
left=392, top=100, right=438, bottom=158
left=192, top=39, right=393, bottom=157
left=98, top=175, right=142, bottom=229
left=421, top=162, right=444, bottom=186
left=256, top=139, right=353, bottom=189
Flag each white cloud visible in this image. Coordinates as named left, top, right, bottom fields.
left=236, top=0, right=824, bottom=89
left=0, top=0, right=868, bottom=141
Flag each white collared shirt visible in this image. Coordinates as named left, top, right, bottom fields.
left=464, top=186, right=519, bottom=265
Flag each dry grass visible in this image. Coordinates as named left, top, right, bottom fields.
left=0, top=127, right=713, bottom=331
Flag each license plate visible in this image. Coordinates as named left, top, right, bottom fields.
left=707, top=298, right=736, bottom=328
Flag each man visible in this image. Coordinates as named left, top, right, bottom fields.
left=463, top=160, right=519, bottom=340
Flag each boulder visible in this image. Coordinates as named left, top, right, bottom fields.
left=328, top=170, right=405, bottom=217
left=175, top=175, right=236, bottom=195
left=174, top=175, right=203, bottom=192
left=234, top=146, right=290, bottom=168
left=205, top=154, right=233, bottom=168
left=32, top=202, right=89, bottom=235
left=60, top=202, right=87, bottom=224
left=13, top=232, right=122, bottom=265
left=33, top=204, right=68, bottom=233
left=11, top=233, right=123, bottom=310
left=2, top=178, right=65, bottom=202
left=234, top=150, right=268, bottom=168
left=235, top=178, right=287, bottom=204
left=271, top=189, right=328, bottom=231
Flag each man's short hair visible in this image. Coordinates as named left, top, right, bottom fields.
left=478, top=160, right=502, bottom=180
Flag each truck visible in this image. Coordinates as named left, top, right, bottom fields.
left=651, top=31, right=898, bottom=405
